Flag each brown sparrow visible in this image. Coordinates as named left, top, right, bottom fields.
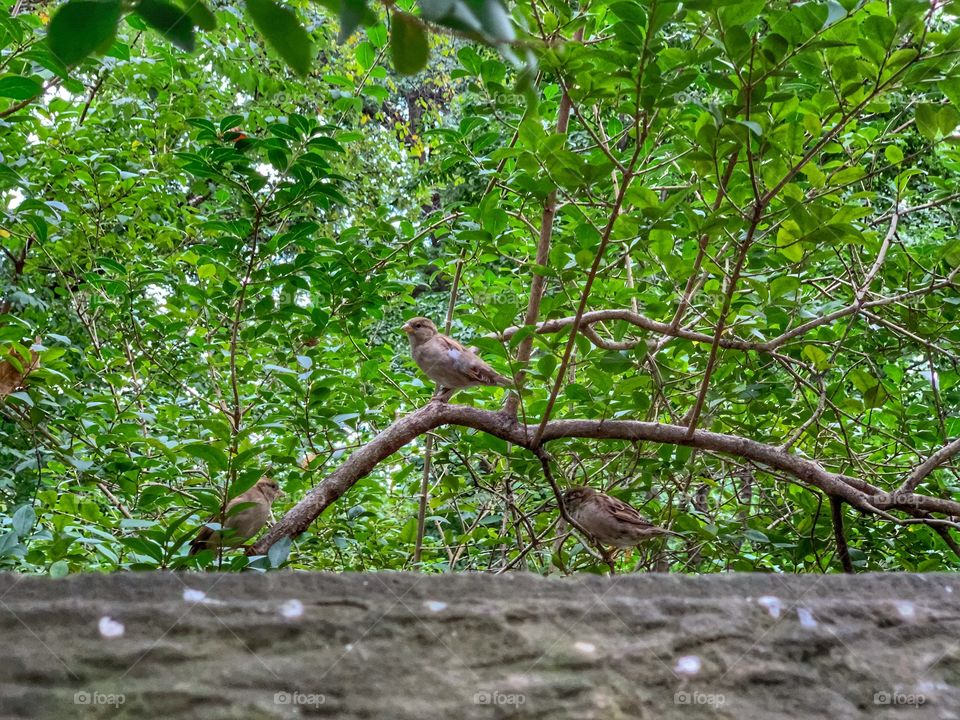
left=189, top=477, right=283, bottom=555
left=562, top=485, right=679, bottom=548
left=401, top=317, right=511, bottom=400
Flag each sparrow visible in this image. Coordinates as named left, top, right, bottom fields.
left=401, top=317, right=512, bottom=400
left=189, top=477, right=283, bottom=555
left=562, top=485, right=680, bottom=548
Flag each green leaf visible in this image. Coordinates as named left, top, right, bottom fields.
left=391, top=11, right=429, bottom=75
left=864, top=383, right=890, bottom=409
left=0, top=531, right=21, bottom=557
left=476, top=0, right=516, bottom=42
left=268, top=536, right=292, bottom=567
left=8, top=391, right=32, bottom=407
left=744, top=529, right=769, bottom=543
left=355, top=40, right=376, bottom=69
left=823, top=0, right=846, bottom=28
left=884, top=145, right=904, bottom=165
left=11, top=505, right=36, bottom=537
left=776, top=220, right=804, bottom=262
left=336, top=0, right=370, bottom=42
left=770, top=275, right=800, bottom=298
left=135, top=0, right=196, bottom=52
left=47, top=0, right=122, bottom=65
left=937, top=106, right=960, bottom=135
left=916, top=103, right=939, bottom=140
left=246, top=0, right=313, bottom=76
left=183, top=442, right=229, bottom=471
left=67, top=456, right=94, bottom=471
left=537, top=353, right=557, bottom=377
left=0, top=75, right=42, bottom=100
left=49, top=560, right=70, bottom=578
left=183, top=0, right=217, bottom=30
left=801, top=345, right=830, bottom=370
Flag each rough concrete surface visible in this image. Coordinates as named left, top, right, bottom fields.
left=0, top=572, right=958, bottom=719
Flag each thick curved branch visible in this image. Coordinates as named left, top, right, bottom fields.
left=250, top=403, right=960, bottom=554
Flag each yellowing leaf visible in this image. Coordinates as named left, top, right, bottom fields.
left=777, top=220, right=804, bottom=263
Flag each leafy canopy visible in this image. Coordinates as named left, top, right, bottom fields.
left=0, top=0, right=959, bottom=576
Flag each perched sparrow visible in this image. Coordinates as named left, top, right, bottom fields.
left=401, top=317, right=512, bottom=399
left=562, top=485, right=679, bottom=548
left=189, top=477, right=283, bottom=555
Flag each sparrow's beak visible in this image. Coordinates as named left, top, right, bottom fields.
left=401, top=322, right=413, bottom=334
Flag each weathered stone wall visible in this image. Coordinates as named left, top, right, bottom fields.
left=1, top=572, right=958, bottom=719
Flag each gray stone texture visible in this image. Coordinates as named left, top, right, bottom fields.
left=1, top=572, right=958, bottom=719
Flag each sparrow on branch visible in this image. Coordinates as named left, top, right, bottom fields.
left=562, top=486, right=679, bottom=570
left=401, top=317, right=512, bottom=400
left=189, top=477, right=283, bottom=556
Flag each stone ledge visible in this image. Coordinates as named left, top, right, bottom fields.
left=0, top=572, right=957, bottom=719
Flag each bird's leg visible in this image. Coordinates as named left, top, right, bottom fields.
left=601, top=547, right=617, bottom=575
left=434, top=386, right=456, bottom=402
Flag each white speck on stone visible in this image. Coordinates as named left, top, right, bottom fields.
left=895, top=601, right=915, bottom=619
left=674, top=655, right=701, bottom=676
left=345, top=643, right=353, bottom=652
left=758, top=596, right=782, bottom=619
left=916, top=679, right=949, bottom=693
left=425, top=600, right=447, bottom=613
left=797, top=607, right=817, bottom=628
left=98, top=616, right=124, bottom=638
left=946, top=586, right=953, bottom=594
left=574, top=641, right=596, bottom=655
left=279, top=599, right=304, bottom=619
left=182, top=587, right=221, bottom=605
left=183, top=588, right=206, bottom=603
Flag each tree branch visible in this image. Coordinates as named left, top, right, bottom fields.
left=506, top=27, right=583, bottom=417
left=830, top=497, right=853, bottom=573
left=249, top=403, right=960, bottom=554
left=899, top=436, right=960, bottom=494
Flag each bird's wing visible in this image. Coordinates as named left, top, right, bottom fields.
left=607, top=497, right=657, bottom=528
left=463, top=352, right=517, bottom=386
left=190, top=491, right=261, bottom=556
left=436, top=333, right=510, bottom=386
left=189, top=518, right=217, bottom=555
left=437, top=333, right=468, bottom=353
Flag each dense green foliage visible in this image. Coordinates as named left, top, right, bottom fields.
left=1, top=0, right=959, bottom=577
